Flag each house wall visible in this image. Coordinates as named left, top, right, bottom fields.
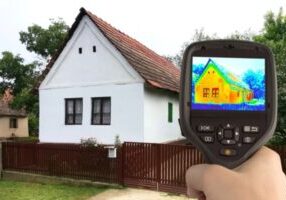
left=39, top=14, right=181, bottom=144
left=143, top=87, right=182, bottom=143
left=39, top=15, right=145, bottom=144
left=0, top=117, right=29, bottom=138
left=40, top=16, right=142, bottom=90
left=40, top=83, right=144, bottom=144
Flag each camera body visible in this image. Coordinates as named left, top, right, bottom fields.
left=179, top=40, right=277, bottom=168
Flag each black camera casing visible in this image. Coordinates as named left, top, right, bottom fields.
left=179, top=40, right=277, bottom=168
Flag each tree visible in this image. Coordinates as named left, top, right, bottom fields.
left=254, top=9, right=286, bottom=144
left=226, top=29, right=254, bottom=41
left=19, top=18, right=69, bottom=60
left=0, top=19, right=69, bottom=136
left=0, top=52, right=37, bottom=96
left=0, top=51, right=39, bottom=135
left=242, top=70, right=265, bottom=99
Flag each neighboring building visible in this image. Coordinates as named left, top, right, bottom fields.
left=0, top=89, right=29, bottom=139
left=195, top=59, right=253, bottom=104
left=38, top=8, right=182, bottom=144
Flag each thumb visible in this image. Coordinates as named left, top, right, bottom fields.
left=186, top=164, right=209, bottom=198
left=186, top=164, right=236, bottom=198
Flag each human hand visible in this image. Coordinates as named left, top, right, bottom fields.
left=186, top=147, right=286, bottom=200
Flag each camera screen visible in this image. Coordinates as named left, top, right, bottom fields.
left=191, top=57, right=266, bottom=111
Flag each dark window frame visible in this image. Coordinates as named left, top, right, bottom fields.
left=65, top=98, right=83, bottom=125
left=10, top=118, right=18, bottom=128
left=212, top=88, right=219, bottom=98
left=91, top=97, right=111, bottom=125
left=203, top=88, right=210, bottom=98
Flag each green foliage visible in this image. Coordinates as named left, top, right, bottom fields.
left=80, top=137, right=100, bottom=148
left=0, top=52, right=39, bottom=135
left=226, top=29, right=254, bottom=41
left=253, top=9, right=286, bottom=144
left=19, top=18, right=69, bottom=59
left=0, top=52, right=37, bottom=95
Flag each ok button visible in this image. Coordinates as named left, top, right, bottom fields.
left=223, top=129, right=234, bottom=139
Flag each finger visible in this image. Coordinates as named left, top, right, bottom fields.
left=238, top=146, right=282, bottom=173
left=186, top=185, right=203, bottom=198
left=186, top=164, right=210, bottom=193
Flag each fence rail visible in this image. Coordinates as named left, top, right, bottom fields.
left=2, top=141, right=286, bottom=195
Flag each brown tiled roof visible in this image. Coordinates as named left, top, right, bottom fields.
left=36, top=8, right=180, bottom=93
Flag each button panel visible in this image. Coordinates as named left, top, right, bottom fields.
left=195, top=123, right=260, bottom=158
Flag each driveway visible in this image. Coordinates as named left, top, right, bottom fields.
left=89, top=188, right=194, bottom=200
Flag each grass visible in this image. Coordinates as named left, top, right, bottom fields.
left=0, top=180, right=107, bottom=200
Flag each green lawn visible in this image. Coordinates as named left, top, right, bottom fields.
left=0, top=180, right=107, bottom=200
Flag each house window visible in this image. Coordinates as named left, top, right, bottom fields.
left=168, top=102, right=173, bottom=123
left=91, top=97, right=111, bottom=125
left=203, top=88, right=210, bottom=98
left=212, top=88, right=219, bottom=98
left=10, top=118, right=18, bottom=128
left=93, top=45, right=96, bottom=52
left=65, top=98, right=83, bottom=125
left=78, top=47, right=82, bottom=54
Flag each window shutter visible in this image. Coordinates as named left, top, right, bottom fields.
left=168, top=103, right=173, bottom=123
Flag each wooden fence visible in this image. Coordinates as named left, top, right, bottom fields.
left=122, top=142, right=204, bottom=194
left=3, top=142, right=286, bottom=195
left=1, top=142, right=203, bottom=194
left=2, top=142, right=121, bottom=183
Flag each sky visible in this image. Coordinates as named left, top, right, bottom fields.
left=193, top=57, right=265, bottom=76
left=0, top=0, right=285, bottom=63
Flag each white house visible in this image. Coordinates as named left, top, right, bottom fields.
left=38, top=8, right=182, bottom=144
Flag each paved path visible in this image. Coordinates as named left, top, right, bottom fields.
left=89, top=188, right=193, bottom=200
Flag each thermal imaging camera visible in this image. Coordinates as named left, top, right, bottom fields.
left=179, top=40, right=277, bottom=168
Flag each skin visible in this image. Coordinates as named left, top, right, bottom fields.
left=186, top=147, right=286, bottom=200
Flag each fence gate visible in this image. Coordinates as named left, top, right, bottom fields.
left=122, top=142, right=204, bottom=194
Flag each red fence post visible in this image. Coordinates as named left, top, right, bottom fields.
left=121, top=143, right=125, bottom=185
left=156, top=144, right=161, bottom=191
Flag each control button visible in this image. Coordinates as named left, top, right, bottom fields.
left=221, top=139, right=236, bottom=145
left=234, top=128, right=240, bottom=141
left=243, top=136, right=256, bottom=144
left=220, top=148, right=237, bottom=156
left=223, top=129, right=233, bottom=139
left=201, top=136, right=214, bottom=143
left=243, top=126, right=259, bottom=133
left=197, top=125, right=214, bottom=133
left=217, top=130, right=223, bottom=141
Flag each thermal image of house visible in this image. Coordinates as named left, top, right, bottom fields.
left=194, top=59, right=253, bottom=104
